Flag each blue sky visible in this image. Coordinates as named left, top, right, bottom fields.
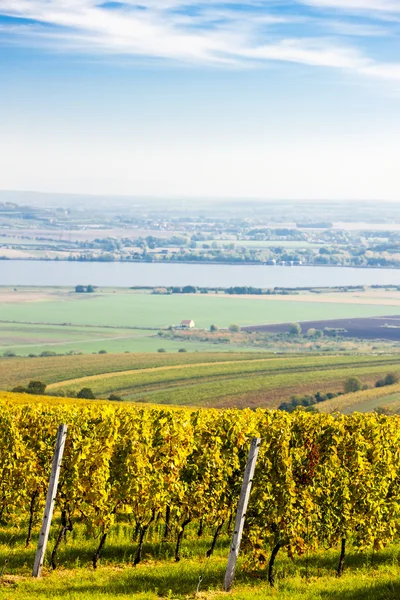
left=1, top=0, right=400, bottom=199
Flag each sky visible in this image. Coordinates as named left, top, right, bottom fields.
left=1, top=1, right=400, bottom=200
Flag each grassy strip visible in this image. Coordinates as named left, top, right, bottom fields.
left=318, top=383, right=400, bottom=414
left=1, top=520, right=400, bottom=600
left=0, top=352, right=269, bottom=389
left=126, top=364, right=400, bottom=407
left=1, top=292, right=399, bottom=329
left=46, top=356, right=400, bottom=398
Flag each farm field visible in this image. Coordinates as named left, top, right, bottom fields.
left=3, top=290, right=400, bottom=329
left=1, top=286, right=400, bottom=355
left=317, top=384, right=400, bottom=414
left=245, top=315, right=400, bottom=341
left=0, top=352, right=267, bottom=390
left=0, top=322, right=249, bottom=355
left=4, top=352, right=399, bottom=408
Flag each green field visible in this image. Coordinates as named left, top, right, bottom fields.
left=1, top=288, right=399, bottom=355
left=4, top=352, right=399, bottom=408
left=2, top=291, right=399, bottom=329
left=0, top=322, right=250, bottom=355
left=0, top=352, right=267, bottom=390
left=317, top=383, right=400, bottom=414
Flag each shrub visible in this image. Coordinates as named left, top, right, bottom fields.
left=98, top=350, right=107, bottom=354
left=229, top=324, right=240, bottom=333
left=178, top=348, right=187, bottom=353
left=27, top=381, right=46, bottom=395
left=385, top=373, right=399, bottom=386
left=52, top=389, right=66, bottom=397
left=210, top=324, right=219, bottom=332
left=344, top=376, right=363, bottom=394
left=77, top=387, right=96, bottom=399
left=289, top=323, right=302, bottom=336
left=40, top=351, right=57, bottom=357
left=11, top=386, right=27, bottom=393
left=3, top=351, right=16, bottom=357
left=157, top=348, right=166, bottom=353
left=108, top=394, right=122, bottom=401
left=376, top=373, right=399, bottom=388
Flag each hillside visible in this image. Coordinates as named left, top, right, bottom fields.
left=3, top=352, right=400, bottom=409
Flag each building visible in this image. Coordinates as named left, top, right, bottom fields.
left=180, top=319, right=195, bottom=329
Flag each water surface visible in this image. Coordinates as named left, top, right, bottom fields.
left=1, top=260, right=400, bottom=289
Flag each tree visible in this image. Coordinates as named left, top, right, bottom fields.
left=75, top=285, right=85, bottom=293
left=27, top=381, right=47, bottom=395
left=77, top=387, right=96, bottom=399
left=385, top=373, right=399, bottom=386
left=306, top=328, right=316, bottom=337
left=229, top=324, right=240, bottom=333
left=289, top=323, right=302, bottom=336
left=182, top=285, right=197, bottom=294
left=344, top=377, right=363, bottom=394
left=178, top=348, right=187, bottom=353
left=157, top=348, right=166, bottom=353
left=87, top=285, right=95, bottom=293
left=210, top=324, right=219, bottom=332
left=108, top=394, right=122, bottom=401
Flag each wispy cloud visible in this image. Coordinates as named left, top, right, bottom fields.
left=298, top=0, right=400, bottom=13
left=0, top=0, right=399, bottom=81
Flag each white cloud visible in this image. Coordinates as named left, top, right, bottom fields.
left=298, top=0, right=400, bottom=12
left=0, top=0, right=400, bottom=81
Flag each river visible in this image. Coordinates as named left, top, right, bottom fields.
left=0, top=260, right=400, bottom=289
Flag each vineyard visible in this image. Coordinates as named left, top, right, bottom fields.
left=1, top=391, right=400, bottom=599
left=2, top=352, right=400, bottom=409
left=0, top=352, right=263, bottom=390
left=47, top=354, right=400, bottom=408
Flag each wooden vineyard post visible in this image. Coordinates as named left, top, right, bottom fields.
left=224, top=437, right=261, bottom=592
left=32, top=424, right=67, bottom=578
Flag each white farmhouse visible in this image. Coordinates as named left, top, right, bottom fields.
left=180, top=319, right=195, bottom=329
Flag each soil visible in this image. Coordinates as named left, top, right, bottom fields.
left=243, top=316, right=400, bottom=341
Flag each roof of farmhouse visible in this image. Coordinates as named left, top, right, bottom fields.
left=181, top=320, right=194, bottom=325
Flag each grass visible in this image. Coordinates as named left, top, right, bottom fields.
left=2, top=519, right=400, bottom=600
left=1, top=290, right=399, bottom=330
left=318, top=383, right=400, bottom=414
left=0, top=352, right=268, bottom=390
left=0, top=287, right=399, bottom=355
left=3, top=352, right=400, bottom=409
left=0, top=321, right=256, bottom=356
left=42, top=354, right=400, bottom=408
